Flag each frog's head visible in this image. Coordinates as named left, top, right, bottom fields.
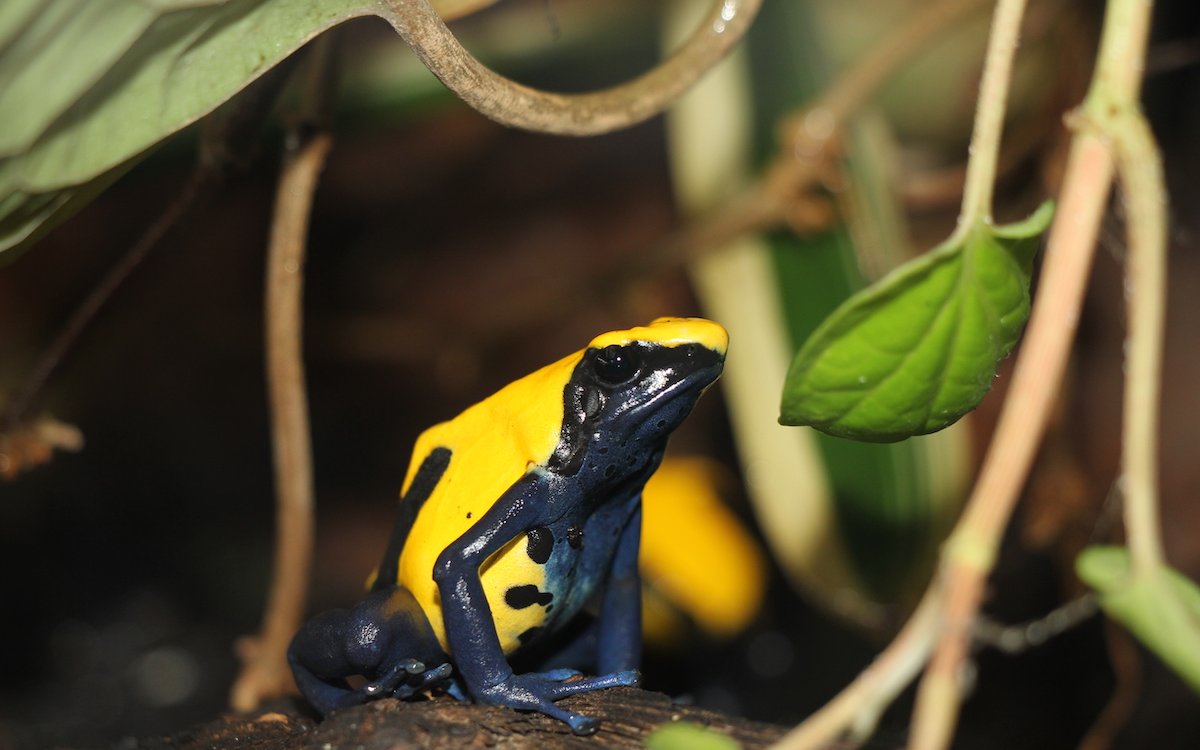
left=549, top=317, right=727, bottom=483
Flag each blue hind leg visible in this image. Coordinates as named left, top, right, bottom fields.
left=288, top=586, right=451, bottom=715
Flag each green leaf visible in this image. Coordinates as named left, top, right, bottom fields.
left=0, top=0, right=381, bottom=259
left=645, top=723, right=742, bottom=750
left=1077, top=545, right=1200, bottom=693
left=779, top=201, right=1054, bottom=442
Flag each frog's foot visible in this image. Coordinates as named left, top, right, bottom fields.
left=330, top=658, right=446, bottom=708
left=356, top=658, right=423, bottom=701
left=391, top=661, right=454, bottom=699
left=526, top=668, right=583, bottom=681
left=478, top=669, right=640, bottom=735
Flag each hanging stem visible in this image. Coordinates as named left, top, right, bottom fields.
left=954, top=0, right=1028, bottom=232
left=1089, top=0, right=1165, bottom=576
left=909, top=0, right=1159, bottom=746
left=228, top=37, right=338, bottom=709
left=906, top=93, right=1108, bottom=750
left=1113, top=112, right=1166, bottom=575
left=374, top=0, right=761, bottom=135
left=908, top=129, right=1113, bottom=750
left=230, top=128, right=331, bottom=712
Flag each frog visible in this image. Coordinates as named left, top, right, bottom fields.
left=287, top=317, right=728, bottom=735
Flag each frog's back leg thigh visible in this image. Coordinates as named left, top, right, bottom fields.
left=288, top=586, right=449, bottom=715
left=288, top=608, right=359, bottom=714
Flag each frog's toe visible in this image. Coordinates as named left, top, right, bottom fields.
left=540, top=669, right=640, bottom=699
left=402, top=658, right=426, bottom=675
left=411, top=662, right=454, bottom=692
left=391, top=661, right=455, bottom=699
left=505, top=684, right=600, bottom=736
left=425, top=662, right=454, bottom=682
left=528, top=667, right=582, bottom=681
left=559, top=710, right=600, bottom=736
left=360, top=658, right=422, bottom=700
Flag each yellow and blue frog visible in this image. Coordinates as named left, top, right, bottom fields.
left=288, top=318, right=727, bottom=734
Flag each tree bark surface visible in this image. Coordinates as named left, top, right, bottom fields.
left=134, top=687, right=793, bottom=749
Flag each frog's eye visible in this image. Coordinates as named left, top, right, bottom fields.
left=594, top=344, right=639, bottom=386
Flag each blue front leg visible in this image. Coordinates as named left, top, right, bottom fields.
left=432, top=473, right=638, bottom=735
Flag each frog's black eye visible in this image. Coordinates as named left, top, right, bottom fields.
left=593, top=344, right=639, bottom=386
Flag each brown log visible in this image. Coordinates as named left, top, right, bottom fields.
left=136, top=687, right=794, bottom=749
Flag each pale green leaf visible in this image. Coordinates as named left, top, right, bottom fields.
left=779, top=201, right=1053, bottom=442
left=0, top=0, right=42, bottom=51
left=0, top=0, right=229, bottom=160
left=645, top=723, right=742, bottom=750
left=0, top=0, right=384, bottom=258
left=1077, top=545, right=1200, bottom=693
left=0, top=0, right=513, bottom=259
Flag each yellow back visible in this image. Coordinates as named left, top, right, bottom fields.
left=396, top=350, right=577, bottom=651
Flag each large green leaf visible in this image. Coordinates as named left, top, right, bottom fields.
left=0, top=0, right=225, bottom=160
left=779, top=201, right=1053, bottom=442
left=0, top=0, right=386, bottom=258
left=0, top=0, right=523, bottom=259
left=1077, top=546, right=1200, bottom=693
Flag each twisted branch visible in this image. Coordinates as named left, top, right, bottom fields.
left=375, top=0, right=762, bottom=135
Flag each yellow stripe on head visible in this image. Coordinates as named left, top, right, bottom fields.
left=587, top=317, right=728, bottom=356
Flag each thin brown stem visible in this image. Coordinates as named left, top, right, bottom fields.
left=956, top=0, right=1028, bottom=229
left=374, top=0, right=761, bottom=135
left=909, top=0, right=1159, bottom=744
left=228, top=128, right=332, bottom=713
left=229, top=38, right=339, bottom=712
left=1077, top=622, right=1142, bottom=750
left=1113, top=112, right=1167, bottom=574
left=769, top=6, right=1122, bottom=741
left=908, top=131, right=1113, bottom=750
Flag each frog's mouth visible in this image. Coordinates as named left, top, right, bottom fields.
left=618, top=351, right=724, bottom=429
left=635, top=345, right=724, bottom=405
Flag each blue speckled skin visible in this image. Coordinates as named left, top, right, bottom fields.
left=288, top=331, right=724, bottom=735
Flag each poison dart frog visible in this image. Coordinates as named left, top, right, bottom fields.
left=288, top=317, right=727, bottom=734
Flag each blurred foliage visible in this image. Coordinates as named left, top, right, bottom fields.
left=1077, top=546, right=1200, bottom=695
left=645, top=721, right=743, bottom=750
left=640, top=456, right=767, bottom=644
